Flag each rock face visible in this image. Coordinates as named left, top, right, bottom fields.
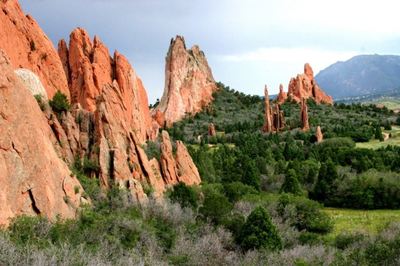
left=263, top=86, right=285, bottom=133
left=283, top=63, right=333, bottom=104
left=208, top=123, right=217, bottom=137
left=0, top=0, right=69, bottom=99
left=14, top=68, right=48, bottom=99
left=159, top=131, right=201, bottom=187
left=276, top=84, right=287, bottom=104
left=154, top=36, right=218, bottom=127
left=0, top=50, right=84, bottom=226
left=316, top=126, right=323, bottom=143
left=300, top=98, right=310, bottom=131
left=59, top=29, right=157, bottom=143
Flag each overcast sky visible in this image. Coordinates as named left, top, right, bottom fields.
left=20, top=0, right=400, bottom=103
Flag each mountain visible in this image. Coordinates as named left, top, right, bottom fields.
left=315, top=54, right=400, bottom=99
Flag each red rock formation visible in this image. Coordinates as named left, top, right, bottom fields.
left=154, top=36, right=218, bottom=126
left=208, top=123, right=217, bottom=137
left=0, top=2, right=202, bottom=222
left=0, top=50, right=84, bottom=226
left=276, top=84, right=288, bottom=104
left=263, top=85, right=285, bottom=133
left=175, top=140, right=201, bottom=185
left=287, top=63, right=333, bottom=105
left=300, top=98, right=310, bottom=131
left=316, top=126, right=323, bottom=143
left=0, top=0, right=70, bottom=99
left=59, top=29, right=157, bottom=143
left=263, top=85, right=273, bottom=133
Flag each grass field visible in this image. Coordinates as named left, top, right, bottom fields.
left=366, top=98, right=400, bottom=110
left=324, top=208, right=400, bottom=239
left=356, top=126, right=400, bottom=149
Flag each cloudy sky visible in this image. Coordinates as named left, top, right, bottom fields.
left=20, top=0, right=400, bottom=103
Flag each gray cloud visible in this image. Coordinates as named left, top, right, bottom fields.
left=20, top=0, right=400, bottom=102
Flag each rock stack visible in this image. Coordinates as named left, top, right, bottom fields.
left=300, top=98, right=310, bottom=131
left=263, top=85, right=285, bottom=133
left=316, top=126, right=323, bottom=143
left=153, top=36, right=218, bottom=127
left=277, top=63, right=333, bottom=105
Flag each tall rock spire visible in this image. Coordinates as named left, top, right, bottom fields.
left=263, top=85, right=273, bottom=133
left=154, top=36, right=218, bottom=127
left=300, top=98, right=310, bottom=131
left=263, top=85, right=285, bottom=133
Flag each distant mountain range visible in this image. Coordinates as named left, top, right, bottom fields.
left=315, top=54, right=400, bottom=100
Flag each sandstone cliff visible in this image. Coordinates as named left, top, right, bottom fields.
left=154, top=36, right=218, bottom=127
left=277, top=63, right=333, bottom=105
left=0, top=50, right=85, bottom=226
left=300, top=98, right=310, bottom=131
left=0, top=0, right=69, bottom=99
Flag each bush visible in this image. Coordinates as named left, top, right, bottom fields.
left=34, top=94, right=46, bottom=111
left=223, top=182, right=257, bottom=202
left=49, top=90, right=70, bottom=114
left=278, top=194, right=333, bottom=234
left=169, top=182, right=199, bottom=209
left=280, top=169, right=303, bottom=196
left=238, top=206, right=282, bottom=251
left=199, top=185, right=232, bottom=224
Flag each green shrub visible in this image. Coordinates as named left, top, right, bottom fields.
left=280, top=169, right=304, bottom=196
left=144, top=141, right=161, bottom=160
left=49, top=90, right=70, bottom=115
left=9, top=216, right=50, bottom=247
left=169, top=182, right=199, bottom=209
left=335, top=232, right=366, bottom=250
left=223, top=182, right=257, bottom=202
left=278, top=194, right=333, bottom=234
left=34, top=94, right=46, bottom=111
left=238, top=206, right=282, bottom=251
left=199, top=185, right=232, bottom=224
left=82, top=157, right=100, bottom=174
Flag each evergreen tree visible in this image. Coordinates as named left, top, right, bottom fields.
left=238, top=206, right=282, bottom=251
left=374, top=125, right=384, bottom=142
left=280, top=169, right=303, bottom=196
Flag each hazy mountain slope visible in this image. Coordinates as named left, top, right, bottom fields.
left=315, top=55, right=400, bottom=99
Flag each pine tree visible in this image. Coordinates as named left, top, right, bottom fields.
left=238, top=206, right=282, bottom=251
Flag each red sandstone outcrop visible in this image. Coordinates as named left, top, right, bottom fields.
left=284, top=63, right=333, bottom=105
left=208, top=123, right=217, bottom=137
left=0, top=1, right=203, bottom=223
left=154, top=36, right=218, bottom=127
left=276, top=84, right=288, bottom=104
left=159, top=130, right=201, bottom=186
left=263, top=86, right=285, bottom=133
left=316, top=126, right=323, bottom=143
left=0, top=50, right=84, bottom=226
left=58, top=29, right=157, bottom=142
left=0, top=0, right=69, bottom=99
left=300, top=98, right=310, bottom=131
